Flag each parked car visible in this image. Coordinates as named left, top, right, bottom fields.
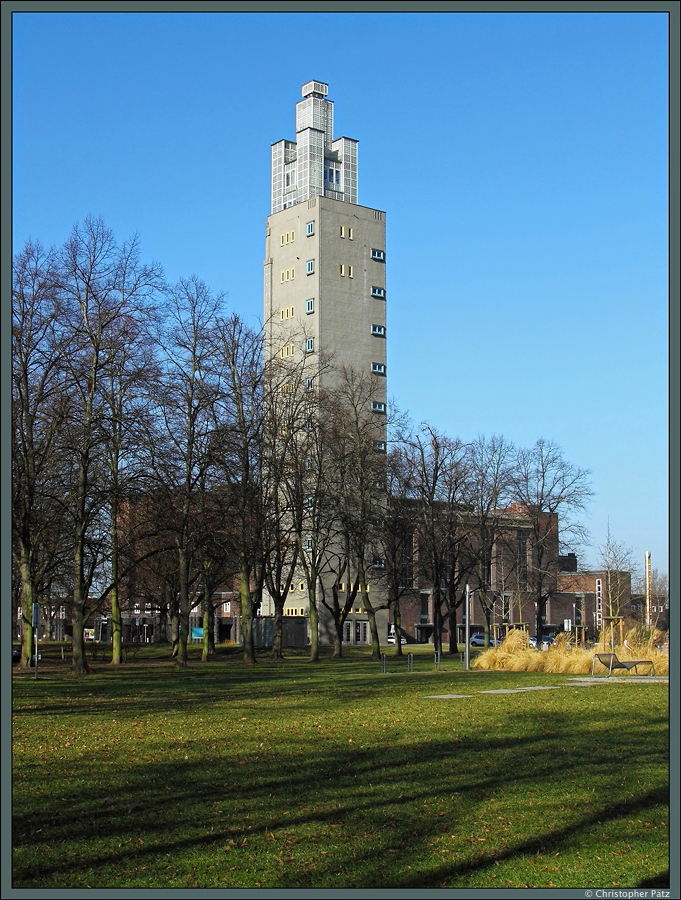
left=12, top=646, right=21, bottom=663
left=529, top=635, right=554, bottom=649
left=470, top=633, right=498, bottom=647
left=386, top=635, right=407, bottom=644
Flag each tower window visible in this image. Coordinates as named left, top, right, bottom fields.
left=371, top=286, right=385, bottom=298
left=305, top=337, right=314, bottom=353
left=371, top=362, right=386, bottom=375
left=306, top=221, right=315, bottom=236
left=306, top=260, right=315, bottom=275
left=373, top=441, right=387, bottom=452
left=348, top=227, right=353, bottom=240
left=340, top=264, right=345, bottom=276
left=306, top=298, right=314, bottom=314
left=371, top=324, right=385, bottom=336
left=372, top=401, right=386, bottom=413
left=371, top=248, right=385, bottom=261
left=305, top=377, right=314, bottom=391
left=340, top=225, right=345, bottom=238
left=348, top=265, right=354, bottom=278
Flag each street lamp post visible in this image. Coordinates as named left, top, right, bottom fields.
left=464, top=585, right=486, bottom=671
left=464, top=585, right=471, bottom=670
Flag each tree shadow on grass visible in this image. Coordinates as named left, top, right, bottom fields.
left=13, top=700, right=668, bottom=889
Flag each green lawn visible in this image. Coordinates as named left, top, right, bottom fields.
left=12, top=646, right=669, bottom=889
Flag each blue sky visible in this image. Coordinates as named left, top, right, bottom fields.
left=11, top=10, right=670, bottom=576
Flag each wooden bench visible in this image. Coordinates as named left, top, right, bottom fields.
left=591, top=652, right=655, bottom=677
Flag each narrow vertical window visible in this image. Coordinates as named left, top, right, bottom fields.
left=306, top=298, right=314, bottom=314
left=348, top=227, right=353, bottom=240
left=340, top=225, right=345, bottom=238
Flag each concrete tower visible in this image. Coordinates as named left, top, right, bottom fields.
left=264, top=80, right=387, bottom=405
left=262, top=81, right=389, bottom=646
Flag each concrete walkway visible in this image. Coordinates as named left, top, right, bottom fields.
left=426, top=675, right=668, bottom=699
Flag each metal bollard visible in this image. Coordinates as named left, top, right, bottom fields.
left=434, top=650, right=440, bottom=670
left=381, top=652, right=386, bottom=673
left=407, top=652, right=414, bottom=672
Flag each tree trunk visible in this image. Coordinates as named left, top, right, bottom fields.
left=109, top=462, right=123, bottom=665
left=19, top=556, right=35, bottom=669
left=271, top=602, right=284, bottom=660
left=70, top=602, right=89, bottom=674
left=447, top=602, right=459, bottom=655
left=110, top=583, right=123, bottom=665
left=170, top=607, right=180, bottom=657
left=240, top=559, right=256, bottom=664
left=433, top=592, right=442, bottom=655
left=71, top=522, right=89, bottom=674
left=175, top=547, right=189, bottom=667
left=366, top=603, right=381, bottom=661
left=332, top=615, right=343, bottom=658
left=202, top=601, right=211, bottom=662
left=308, top=588, right=319, bottom=662
left=109, top=512, right=122, bottom=664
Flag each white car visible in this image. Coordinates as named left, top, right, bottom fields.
left=386, top=635, right=407, bottom=644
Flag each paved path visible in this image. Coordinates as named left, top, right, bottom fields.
left=426, top=675, right=668, bottom=699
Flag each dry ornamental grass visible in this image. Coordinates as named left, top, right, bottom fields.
left=472, top=627, right=668, bottom=676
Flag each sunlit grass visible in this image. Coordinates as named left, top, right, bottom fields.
left=12, top=649, right=669, bottom=889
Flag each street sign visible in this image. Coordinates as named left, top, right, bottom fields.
left=32, top=603, right=40, bottom=627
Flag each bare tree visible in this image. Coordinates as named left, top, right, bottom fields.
left=405, top=424, right=473, bottom=655
left=509, top=438, right=593, bottom=641
left=381, top=445, right=418, bottom=656
left=53, top=217, right=165, bottom=673
left=467, top=434, right=515, bottom=648
left=283, top=380, right=339, bottom=662
left=151, top=276, right=226, bottom=667
left=12, top=240, right=72, bottom=667
left=99, top=235, right=164, bottom=664
left=211, top=315, right=266, bottom=665
left=259, top=354, right=311, bottom=659
left=319, top=368, right=388, bottom=660
left=596, top=524, right=635, bottom=620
